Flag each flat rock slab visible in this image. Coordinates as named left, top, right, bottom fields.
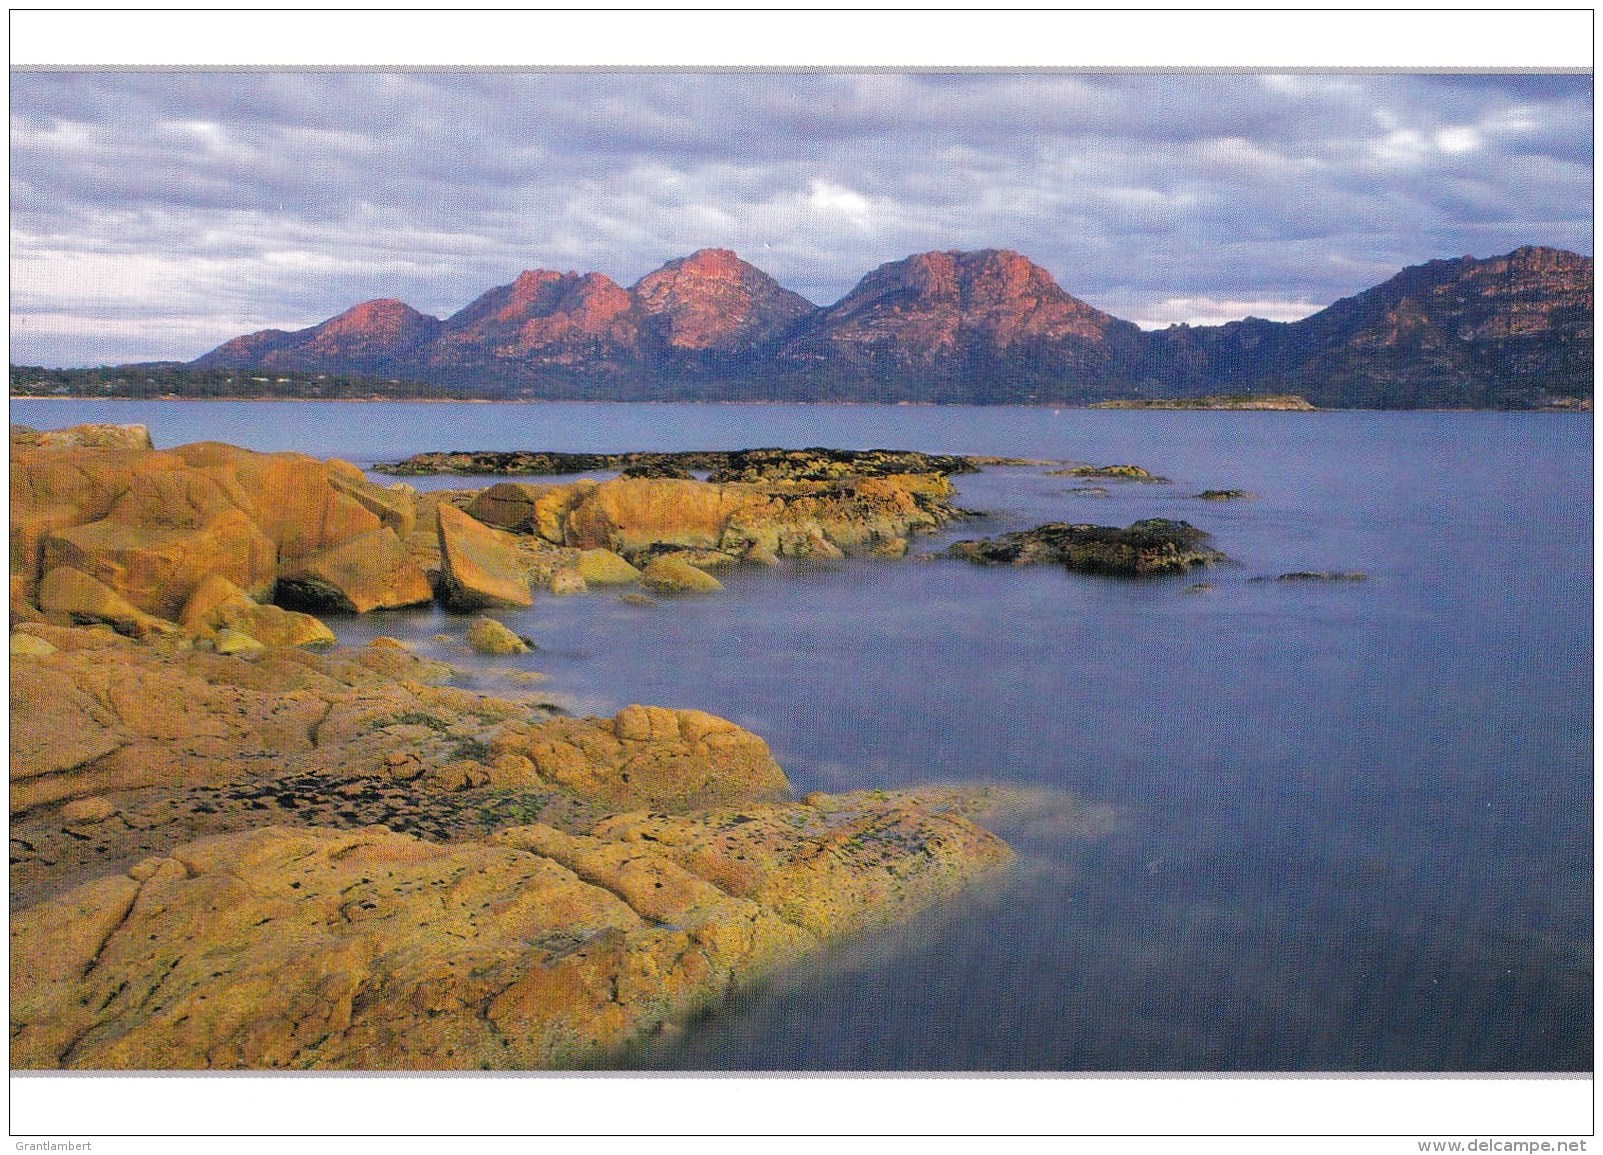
left=12, top=792, right=1012, bottom=1069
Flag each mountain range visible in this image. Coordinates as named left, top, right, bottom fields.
left=190, top=245, right=1593, bottom=409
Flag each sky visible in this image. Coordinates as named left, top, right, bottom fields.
left=9, top=69, right=1593, bottom=367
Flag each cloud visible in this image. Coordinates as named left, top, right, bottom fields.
left=8, top=71, right=1592, bottom=366
left=1122, top=296, right=1328, bottom=330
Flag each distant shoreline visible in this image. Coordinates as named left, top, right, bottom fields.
left=9, top=394, right=1593, bottom=413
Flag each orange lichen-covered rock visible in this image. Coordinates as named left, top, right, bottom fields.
left=564, top=477, right=751, bottom=559
left=436, top=503, right=533, bottom=610
left=11, top=783, right=1012, bottom=1069
left=36, top=566, right=177, bottom=637
left=275, top=528, right=433, bottom=614
left=180, top=574, right=336, bottom=649
left=490, top=705, right=786, bottom=810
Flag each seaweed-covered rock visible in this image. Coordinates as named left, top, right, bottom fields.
left=376, top=446, right=981, bottom=483
left=951, top=518, right=1226, bottom=576
left=700, top=447, right=975, bottom=485
left=619, top=460, right=695, bottom=480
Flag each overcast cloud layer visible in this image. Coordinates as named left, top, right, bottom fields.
left=9, top=71, right=1593, bottom=367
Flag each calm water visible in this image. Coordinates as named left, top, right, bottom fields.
left=12, top=399, right=1592, bottom=1071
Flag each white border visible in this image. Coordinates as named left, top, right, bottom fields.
left=7, top=10, right=1596, bottom=71
left=6, top=5, right=1595, bottom=1148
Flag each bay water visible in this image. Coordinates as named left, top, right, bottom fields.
left=11, top=399, right=1592, bottom=1071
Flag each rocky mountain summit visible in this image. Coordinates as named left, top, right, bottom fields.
left=1141, top=245, right=1595, bottom=408
left=187, top=245, right=1592, bottom=408
left=768, top=248, right=1147, bottom=403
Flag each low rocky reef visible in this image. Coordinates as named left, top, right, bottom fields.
left=9, top=622, right=1018, bottom=1070
left=951, top=519, right=1227, bottom=576
left=10, top=427, right=972, bottom=636
left=375, top=446, right=986, bottom=482
left=1045, top=463, right=1171, bottom=483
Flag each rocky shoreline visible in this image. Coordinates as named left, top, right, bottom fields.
left=10, top=617, right=1021, bottom=1070
left=12, top=422, right=1367, bottom=1068
left=8, top=423, right=1043, bottom=1071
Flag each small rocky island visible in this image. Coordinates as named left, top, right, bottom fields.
left=951, top=519, right=1226, bottom=576
left=1089, top=394, right=1316, bottom=410
left=9, top=424, right=1035, bottom=1070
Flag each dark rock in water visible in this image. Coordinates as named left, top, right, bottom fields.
left=1265, top=570, right=1367, bottom=582
left=376, top=446, right=981, bottom=480
left=701, top=447, right=979, bottom=484
left=1195, top=489, right=1255, bottom=501
left=950, top=518, right=1226, bottom=576
left=1067, top=486, right=1109, bottom=498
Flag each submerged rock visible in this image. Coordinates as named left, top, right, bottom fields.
left=951, top=519, right=1226, bottom=576
left=1194, top=489, right=1255, bottom=501
left=546, top=569, right=587, bottom=596
left=1258, top=571, right=1368, bottom=583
